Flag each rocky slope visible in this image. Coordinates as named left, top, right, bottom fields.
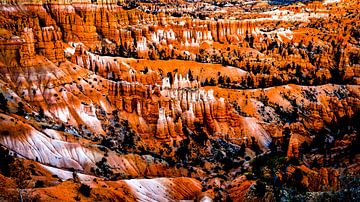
left=0, top=0, right=359, bottom=201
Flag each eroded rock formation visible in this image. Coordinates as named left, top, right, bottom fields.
left=0, top=0, right=359, bottom=201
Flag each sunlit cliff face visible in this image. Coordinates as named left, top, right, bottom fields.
left=0, top=0, right=358, bottom=201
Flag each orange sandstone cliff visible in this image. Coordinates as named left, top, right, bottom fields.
left=0, top=0, right=359, bottom=201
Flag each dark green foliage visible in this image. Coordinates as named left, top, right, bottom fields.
left=94, top=157, right=113, bottom=179
left=122, top=120, right=135, bottom=149
left=255, top=180, right=266, bottom=197
left=175, top=138, right=190, bottom=162
left=34, top=180, right=45, bottom=188
left=300, top=141, right=310, bottom=153
left=100, top=119, right=135, bottom=152
left=218, top=75, right=224, bottom=85
left=209, top=77, right=216, bottom=86
left=0, top=93, right=9, bottom=113
left=202, top=78, right=209, bottom=86
left=287, top=156, right=300, bottom=166
left=9, top=160, right=32, bottom=189
left=349, top=132, right=360, bottom=158
left=38, top=107, right=45, bottom=119
left=140, top=66, right=149, bottom=74
left=288, top=168, right=306, bottom=192
left=78, top=183, right=92, bottom=197
left=0, top=146, right=14, bottom=176
left=226, top=76, right=231, bottom=85
left=251, top=153, right=286, bottom=181
left=273, top=103, right=297, bottom=124
left=250, top=137, right=262, bottom=155
left=193, top=122, right=208, bottom=146
left=239, top=143, right=246, bottom=157
left=231, top=101, right=249, bottom=117
left=17, top=102, right=25, bottom=116
left=259, top=94, right=269, bottom=106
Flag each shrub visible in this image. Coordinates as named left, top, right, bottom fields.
left=79, top=183, right=92, bottom=197
left=17, top=102, right=25, bottom=116
left=0, top=93, right=9, bottom=113
left=34, top=180, right=45, bottom=188
left=254, top=180, right=266, bottom=197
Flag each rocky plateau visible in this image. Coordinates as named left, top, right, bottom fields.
left=0, top=0, right=359, bottom=201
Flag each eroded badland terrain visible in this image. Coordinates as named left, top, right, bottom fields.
left=0, top=0, right=359, bottom=201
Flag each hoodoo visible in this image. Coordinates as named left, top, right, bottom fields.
left=0, top=0, right=358, bottom=201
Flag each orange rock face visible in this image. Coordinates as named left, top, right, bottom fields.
left=0, top=0, right=359, bottom=201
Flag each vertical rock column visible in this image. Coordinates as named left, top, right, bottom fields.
left=156, top=108, right=169, bottom=139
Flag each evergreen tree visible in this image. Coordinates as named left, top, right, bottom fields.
left=218, top=75, right=224, bottom=85
left=17, top=102, right=25, bottom=116
left=39, top=107, right=45, bottom=119
left=209, top=77, right=216, bottom=86
left=188, top=69, right=194, bottom=81
left=202, top=78, right=209, bottom=86
left=226, top=76, right=231, bottom=85
left=0, top=93, right=9, bottom=113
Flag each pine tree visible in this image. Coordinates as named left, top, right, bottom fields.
left=188, top=69, right=194, bottom=81
left=218, top=75, right=224, bottom=85
left=0, top=93, right=9, bottom=113
left=17, top=102, right=25, bottom=116
left=209, top=78, right=216, bottom=86
left=39, top=107, right=45, bottom=119
left=202, top=78, right=209, bottom=86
